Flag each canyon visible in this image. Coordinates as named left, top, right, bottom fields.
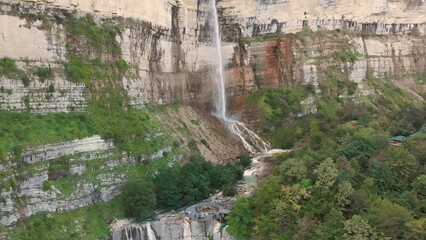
left=0, top=0, right=425, bottom=239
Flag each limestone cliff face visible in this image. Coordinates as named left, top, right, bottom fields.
left=227, top=33, right=426, bottom=96
left=0, top=0, right=232, bottom=112
left=218, top=0, right=426, bottom=36
left=0, top=135, right=173, bottom=226
left=0, top=0, right=425, bottom=113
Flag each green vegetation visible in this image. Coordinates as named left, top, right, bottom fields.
left=61, top=14, right=157, bottom=157
left=63, top=55, right=129, bottom=84
left=228, top=75, right=426, bottom=239
left=64, top=14, right=122, bottom=57
left=121, top=154, right=246, bottom=220
left=190, top=119, right=200, bottom=125
left=413, top=74, right=426, bottom=85
left=226, top=197, right=253, bottom=240
left=0, top=57, right=30, bottom=86
left=0, top=111, right=97, bottom=161
left=246, top=86, right=307, bottom=129
left=121, top=180, right=157, bottom=220
left=43, top=175, right=77, bottom=197
left=35, top=66, right=53, bottom=82
left=333, top=49, right=362, bottom=64
left=91, top=101, right=165, bottom=157
left=159, top=155, right=241, bottom=204
left=7, top=196, right=124, bottom=240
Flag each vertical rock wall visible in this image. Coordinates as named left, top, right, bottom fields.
left=1, top=0, right=425, bottom=113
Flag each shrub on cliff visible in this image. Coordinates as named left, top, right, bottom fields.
left=121, top=180, right=157, bottom=220
left=0, top=57, right=30, bottom=86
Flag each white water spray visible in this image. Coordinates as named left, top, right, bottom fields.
left=209, top=0, right=269, bottom=154
left=124, top=225, right=143, bottom=240
left=146, top=222, right=156, bottom=240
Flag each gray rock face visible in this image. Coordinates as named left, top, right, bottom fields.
left=0, top=191, right=17, bottom=226
left=22, top=135, right=114, bottom=164
left=1, top=1, right=424, bottom=114
left=0, top=134, right=177, bottom=226
left=0, top=76, right=86, bottom=114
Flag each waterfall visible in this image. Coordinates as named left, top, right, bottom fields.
left=124, top=225, right=143, bottom=240
left=209, top=0, right=270, bottom=154
left=146, top=222, right=157, bottom=240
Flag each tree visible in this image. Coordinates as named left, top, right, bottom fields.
left=343, top=215, right=383, bottom=240
left=250, top=177, right=282, bottom=216
left=252, top=184, right=310, bottom=239
left=412, top=175, right=426, bottom=198
left=121, top=180, right=157, bottom=220
left=407, top=139, right=426, bottom=165
left=227, top=197, right=253, bottom=240
left=384, top=147, right=419, bottom=183
left=314, top=158, right=338, bottom=192
left=350, top=190, right=372, bottom=214
left=343, top=135, right=383, bottom=159
left=368, top=199, right=414, bottom=239
left=336, top=181, right=354, bottom=209
left=396, top=104, right=426, bottom=130
left=404, top=218, right=426, bottom=239
left=373, top=147, right=420, bottom=192
left=277, top=158, right=307, bottom=184
left=313, top=208, right=345, bottom=240
left=179, top=162, right=211, bottom=204
left=238, top=155, right=252, bottom=169
left=154, top=167, right=182, bottom=208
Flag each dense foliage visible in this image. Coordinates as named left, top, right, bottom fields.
left=228, top=79, right=426, bottom=239
left=121, top=155, right=248, bottom=220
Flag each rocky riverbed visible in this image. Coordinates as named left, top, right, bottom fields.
left=111, top=149, right=289, bottom=240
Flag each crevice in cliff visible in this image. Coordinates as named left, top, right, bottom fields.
left=171, top=2, right=185, bottom=73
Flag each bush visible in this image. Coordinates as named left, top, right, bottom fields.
left=238, top=155, right=252, bottom=168
left=222, top=183, right=237, bottom=196
left=0, top=57, right=30, bottom=86
left=121, top=180, right=157, bottom=220
left=36, top=67, right=53, bottom=82
left=334, top=50, right=362, bottom=64
left=47, top=84, right=55, bottom=93
left=343, top=135, right=384, bottom=160
left=64, top=14, right=122, bottom=56
left=63, top=55, right=93, bottom=83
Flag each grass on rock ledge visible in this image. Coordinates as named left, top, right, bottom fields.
left=0, top=111, right=97, bottom=163
left=4, top=196, right=124, bottom=240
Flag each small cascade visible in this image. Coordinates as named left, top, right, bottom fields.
left=226, top=118, right=270, bottom=154
left=124, top=225, right=143, bottom=240
left=145, top=222, right=157, bottom=240
left=209, top=0, right=269, bottom=154
left=243, top=149, right=290, bottom=193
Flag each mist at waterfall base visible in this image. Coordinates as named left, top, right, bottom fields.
left=209, top=0, right=269, bottom=154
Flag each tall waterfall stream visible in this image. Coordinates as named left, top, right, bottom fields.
left=209, top=0, right=270, bottom=154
